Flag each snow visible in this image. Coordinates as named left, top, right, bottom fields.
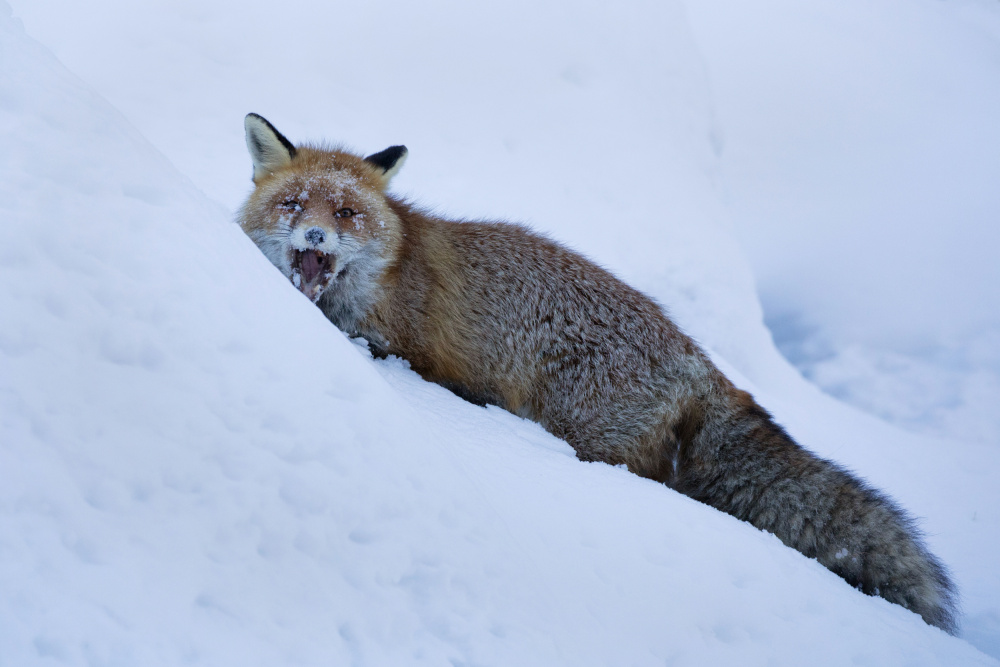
left=1, top=0, right=998, bottom=664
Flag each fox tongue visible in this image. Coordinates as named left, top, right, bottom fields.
left=293, top=250, right=335, bottom=303
left=300, top=250, right=325, bottom=283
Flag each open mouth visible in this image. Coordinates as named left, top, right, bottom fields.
left=290, top=249, right=335, bottom=302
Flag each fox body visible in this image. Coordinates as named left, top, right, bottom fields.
left=238, top=113, right=958, bottom=632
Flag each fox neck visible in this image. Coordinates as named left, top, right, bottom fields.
left=315, top=241, right=395, bottom=347
left=331, top=206, right=449, bottom=365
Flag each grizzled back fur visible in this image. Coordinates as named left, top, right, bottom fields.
left=237, top=114, right=958, bottom=633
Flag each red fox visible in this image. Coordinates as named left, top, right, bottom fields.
left=238, top=113, right=958, bottom=632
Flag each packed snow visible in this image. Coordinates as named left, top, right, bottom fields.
left=1, top=0, right=998, bottom=664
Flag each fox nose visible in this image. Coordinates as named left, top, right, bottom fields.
left=304, top=226, right=326, bottom=246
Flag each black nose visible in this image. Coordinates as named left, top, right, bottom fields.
left=304, top=226, right=326, bottom=246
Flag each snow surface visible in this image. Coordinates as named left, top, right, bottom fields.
left=1, top=0, right=998, bottom=664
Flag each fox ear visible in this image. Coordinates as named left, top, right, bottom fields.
left=365, top=145, right=408, bottom=184
left=244, top=113, right=297, bottom=182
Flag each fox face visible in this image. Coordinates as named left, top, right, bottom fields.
left=238, top=113, right=407, bottom=319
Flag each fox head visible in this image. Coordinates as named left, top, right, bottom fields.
left=238, top=113, right=407, bottom=319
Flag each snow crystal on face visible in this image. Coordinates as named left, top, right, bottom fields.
left=288, top=171, right=385, bottom=222
left=835, top=548, right=849, bottom=560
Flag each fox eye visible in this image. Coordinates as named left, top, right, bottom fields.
left=280, top=200, right=303, bottom=212
left=336, top=207, right=356, bottom=218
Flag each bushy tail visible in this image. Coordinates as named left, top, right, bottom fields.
left=674, top=393, right=958, bottom=633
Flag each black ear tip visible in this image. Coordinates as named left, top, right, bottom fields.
left=365, top=145, right=408, bottom=174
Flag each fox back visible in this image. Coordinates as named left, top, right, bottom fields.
left=237, top=114, right=958, bottom=633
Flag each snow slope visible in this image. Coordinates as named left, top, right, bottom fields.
left=1, top=0, right=998, bottom=663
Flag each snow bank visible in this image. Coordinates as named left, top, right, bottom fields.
left=1, top=0, right=997, bottom=664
